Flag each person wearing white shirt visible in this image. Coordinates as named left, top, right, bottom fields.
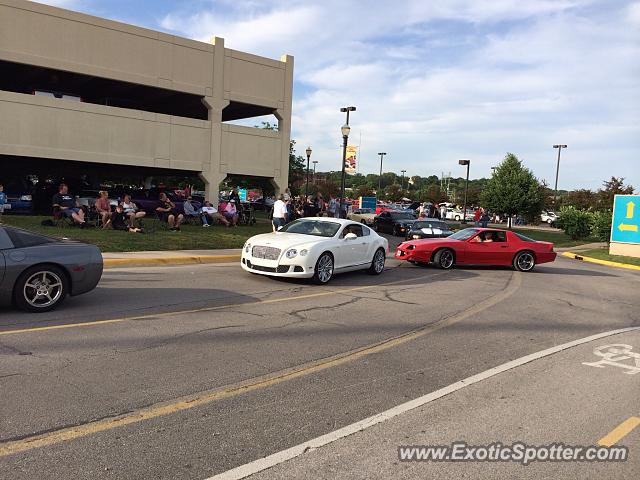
left=272, top=194, right=287, bottom=231
left=201, top=201, right=229, bottom=227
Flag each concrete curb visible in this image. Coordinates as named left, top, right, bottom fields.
left=103, top=254, right=241, bottom=269
left=561, top=251, right=640, bottom=271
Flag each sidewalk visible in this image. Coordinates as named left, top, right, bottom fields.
left=101, top=249, right=241, bottom=268
left=555, top=242, right=607, bottom=252
left=235, top=328, right=640, bottom=480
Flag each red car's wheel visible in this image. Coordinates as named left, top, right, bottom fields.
left=513, top=251, right=536, bottom=272
left=434, top=249, right=455, bottom=269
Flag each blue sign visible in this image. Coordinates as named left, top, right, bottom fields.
left=359, top=196, right=377, bottom=210
left=611, top=195, right=640, bottom=244
left=238, top=188, right=247, bottom=202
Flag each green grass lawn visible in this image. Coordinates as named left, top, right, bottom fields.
left=577, top=248, right=640, bottom=267
left=2, top=215, right=273, bottom=252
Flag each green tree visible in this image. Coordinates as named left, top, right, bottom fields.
left=288, top=140, right=306, bottom=194
left=354, top=184, right=375, bottom=198
left=565, top=188, right=598, bottom=211
left=597, top=177, right=634, bottom=211
left=384, top=184, right=406, bottom=202
left=480, top=153, right=545, bottom=225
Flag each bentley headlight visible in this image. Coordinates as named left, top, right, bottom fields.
left=285, top=248, right=298, bottom=259
left=299, top=249, right=308, bottom=256
left=244, top=242, right=251, bottom=253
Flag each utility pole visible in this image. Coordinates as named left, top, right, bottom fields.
left=377, top=152, right=387, bottom=199
left=552, top=144, right=567, bottom=208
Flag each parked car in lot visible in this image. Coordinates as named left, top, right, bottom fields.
left=347, top=208, right=377, bottom=225
left=444, top=208, right=474, bottom=222
left=241, top=218, right=388, bottom=284
left=373, top=211, right=417, bottom=236
left=540, top=210, right=558, bottom=225
left=0, top=226, right=103, bottom=311
left=405, top=219, right=453, bottom=240
left=395, top=228, right=556, bottom=272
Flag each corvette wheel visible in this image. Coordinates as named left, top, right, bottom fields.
left=514, top=251, right=535, bottom=272
left=14, top=265, right=68, bottom=312
left=434, top=249, right=455, bottom=269
left=368, top=248, right=386, bottom=275
left=313, top=253, right=334, bottom=284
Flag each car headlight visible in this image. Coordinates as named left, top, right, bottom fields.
left=299, top=249, right=308, bottom=256
left=285, top=248, right=298, bottom=259
left=20, top=195, right=32, bottom=201
left=244, top=242, right=251, bottom=253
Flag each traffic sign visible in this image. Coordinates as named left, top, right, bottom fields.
left=611, top=195, right=640, bottom=244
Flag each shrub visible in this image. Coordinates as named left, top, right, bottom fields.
left=557, top=206, right=593, bottom=240
left=590, top=210, right=612, bottom=243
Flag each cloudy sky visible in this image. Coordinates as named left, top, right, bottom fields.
left=39, top=0, right=639, bottom=189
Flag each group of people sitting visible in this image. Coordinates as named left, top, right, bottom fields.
left=51, top=183, right=239, bottom=233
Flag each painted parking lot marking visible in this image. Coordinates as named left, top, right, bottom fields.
left=582, top=344, right=640, bottom=375
left=598, top=417, right=640, bottom=447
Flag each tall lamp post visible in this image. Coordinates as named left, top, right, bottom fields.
left=312, top=160, right=318, bottom=183
left=305, top=146, right=312, bottom=197
left=339, top=106, right=356, bottom=218
left=377, top=152, right=386, bottom=198
left=552, top=144, right=567, bottom=208
left=401, top=170, right=406, bottom=190
left=458, top=159, right=470, bottom=224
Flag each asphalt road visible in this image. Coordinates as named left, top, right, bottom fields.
left=0, top=239, right=638, bottom=479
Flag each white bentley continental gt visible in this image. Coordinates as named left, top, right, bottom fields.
left=241, top=218, right=389, bottom=284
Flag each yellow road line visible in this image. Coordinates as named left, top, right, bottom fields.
left=561, top=252, right=640, bottom=271
left=0, top=270, right=444, bottom=337
left=0, top=272, right=521, bottom=457
left=598, top=417, right=640, bottom=447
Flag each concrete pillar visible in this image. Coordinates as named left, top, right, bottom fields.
left=201, top=36, right=230, bottom=207
left=272, top=54, right=294, bottom=197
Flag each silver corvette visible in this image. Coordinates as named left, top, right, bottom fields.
left=0, top=226, right=103, bottom=312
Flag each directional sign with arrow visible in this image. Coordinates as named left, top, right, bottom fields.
left=611, top=195, right=640, bottom=244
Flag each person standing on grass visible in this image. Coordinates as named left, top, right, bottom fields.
left=272, top=194, right=287, bottom=231
left=0, top=184, right=6, bottom=223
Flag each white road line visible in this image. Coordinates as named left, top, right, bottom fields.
left=206, top=326, right=640, bottom=480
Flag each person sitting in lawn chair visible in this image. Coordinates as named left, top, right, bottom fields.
left=122, top=194, right=145, bottom=228
left=111, top=204, right=143, bottom=232
left=156, top=192, right=183, bottom=231
left=52, top=183, right=87, bottom=227
left=223, top=199, right=239, bottom=226
left=201, top=201, right=230, bottom=227
left=95, top=191, right=112, bottom=229
left=183, top=196, right=201, bottom=224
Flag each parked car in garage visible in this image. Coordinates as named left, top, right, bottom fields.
left=373, top=211, right=417, bottom=236
left=0, top=226, right=103, bottom=311
left=405, top=219, right=453, bottom=240
left=347, top=208, right=377, bottom=225
left=395, top=228, right=556, bottom=271
left=241, top=218, right=388, bottom=284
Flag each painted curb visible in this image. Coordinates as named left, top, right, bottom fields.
left=561, top=251, right=640, bottom=271
left=103, top=254, right=240, bottom=268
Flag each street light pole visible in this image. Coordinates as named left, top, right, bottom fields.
left=305, top=146, right=312, bottom=197
left=339, top=106, right=356, bottom=218
left=377, top=152, right=386, bottom=199
left=312, top=160, right=318, bottom=183
left=401, top=169, right=406, bottom=190
left=552, top=144, right=567, bottom=207
left=458, top=159, right=470, bottom=224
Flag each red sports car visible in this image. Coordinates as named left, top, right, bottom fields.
left=394, top=228, right=556, bottom=271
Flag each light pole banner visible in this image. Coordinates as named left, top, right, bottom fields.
left=345, top=145, right=357, bottom=174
